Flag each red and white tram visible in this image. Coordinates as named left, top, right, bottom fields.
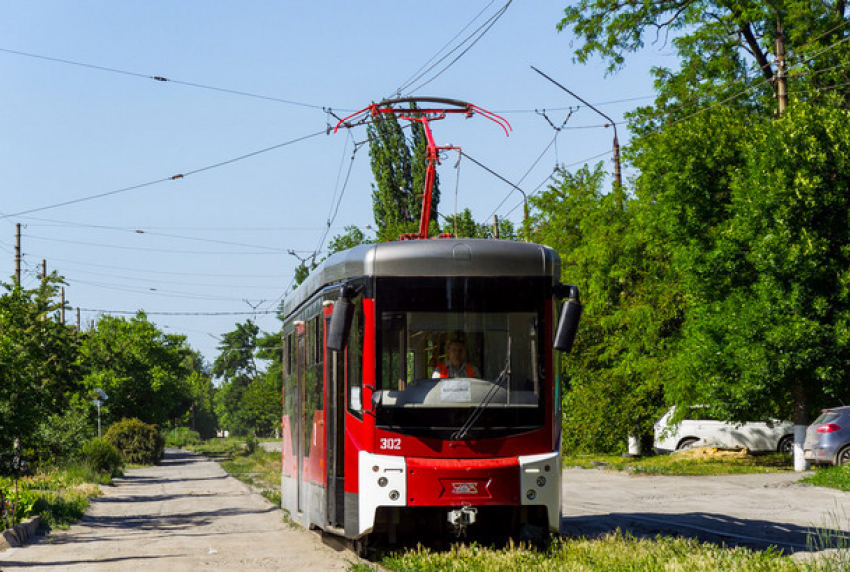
left=280, top=238, right=580, bottom=551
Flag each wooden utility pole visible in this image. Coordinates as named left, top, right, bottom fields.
left=76, top=308, right=81, bottom=331
left=15, top=223, right=21, bottom=285
left=41, top=259, right=47, bottom=281
left=776, top=21, right=788, bottom=116
left=61, top=287, right=66, bottom=325
left=493, top=215, right=500, bottom=239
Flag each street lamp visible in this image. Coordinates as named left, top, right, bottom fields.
left=93, top=388, right=108, bottom=438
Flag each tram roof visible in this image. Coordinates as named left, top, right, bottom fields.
left=283, top=239, right=560, bottom=317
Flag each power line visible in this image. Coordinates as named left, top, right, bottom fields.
left=394, top=0, right=497, bottom=94
left=4, top=129, right=326, bottom=218
left=399, top=1, right=513, bottom=95
left=0, top=46, right=331, bottom=110
left=81, top=308, right=278, bottom=316
left=25, top=234, right=308, bottom=255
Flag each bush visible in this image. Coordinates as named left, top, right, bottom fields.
left=81, top=438, right=122, bottom=475
left=105, top=418, right=165, bottom=465
left=244, top=434, right=258, bottom=455
left=31, top=407, right=94, bottom=467
left=165, top=427, right=201, bottom=449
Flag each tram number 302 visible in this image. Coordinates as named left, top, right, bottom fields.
left=380, top=438, right=401, bottom=450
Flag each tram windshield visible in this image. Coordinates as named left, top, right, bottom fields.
left=374, top=276, right=547, bottom=439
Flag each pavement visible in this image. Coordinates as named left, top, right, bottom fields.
left=0, top=449, right=352, bottom=571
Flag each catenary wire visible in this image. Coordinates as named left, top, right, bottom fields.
left=4, top=129, right=326, bottom=218
left=0, top=46, right=331, bottom=110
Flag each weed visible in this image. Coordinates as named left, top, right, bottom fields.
left=802, top=465, right=850, bottom=492
left=565, top=450, right=794, bottom=476
left=378, top=530, right=799, bottom=571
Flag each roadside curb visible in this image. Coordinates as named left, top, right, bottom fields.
left=0, top=516, right=41, bottom=551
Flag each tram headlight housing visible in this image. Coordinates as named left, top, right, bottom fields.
left=537, top=476, right=546, bottom=487
left=526, top=489, right=537, bottom=501
left=378, top=476, right=388, bottom=487
left=389, top=490, right=399, bottom=501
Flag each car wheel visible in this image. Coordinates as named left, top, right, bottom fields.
left=777, top=435, right=794, bottom=455
left=836, top=446, right=850, bottom=466
left=676, top=437, right=699, bottom=451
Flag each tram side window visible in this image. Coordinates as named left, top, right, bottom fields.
left=346, top=297, right=364, bottom=417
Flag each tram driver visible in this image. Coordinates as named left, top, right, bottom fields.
left=433, top=337, right=481, bottom=379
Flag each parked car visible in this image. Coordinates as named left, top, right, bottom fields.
left=654, top=406, right=795, bottom=454
left=804, top=406, right=850, bottom=466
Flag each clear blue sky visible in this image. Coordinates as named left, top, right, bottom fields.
left=0, top=2, right=671, bottom=365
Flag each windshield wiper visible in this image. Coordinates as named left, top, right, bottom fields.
left=451, top=338, right=511, bottom=441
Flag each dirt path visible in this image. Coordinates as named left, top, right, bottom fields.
left=0, top=449, right=353, bottom=571
left=561, top=467, right=850, bottom=556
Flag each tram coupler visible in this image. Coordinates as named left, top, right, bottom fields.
left=447, top=506, right=478, bottom=537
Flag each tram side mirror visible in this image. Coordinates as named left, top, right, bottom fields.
left=327, top=286, right=356, bottom=351
left=554, top=284, right=582, bottom=353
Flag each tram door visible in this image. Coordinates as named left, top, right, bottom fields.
left=325, top=314, right=346, bottom=528
left=296, top=330, right=305, bottom=514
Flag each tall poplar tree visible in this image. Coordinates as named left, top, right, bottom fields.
left=367, top=107, right=440, bottom=241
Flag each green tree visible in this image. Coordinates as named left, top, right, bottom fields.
left=0, top=275, right=82, bottom=469
left=440, top=209, right=517, bottom=240
left=558, top=0, right=850, bottom=118
left=79, top=312, right=196, bottom=428
left=669, top=101, right=850, bottom=427
left=528, top=165, right=678, bottom=452
left=212, top=320, right=281, bottom=436
left=367, top=107, right=440, bottom=241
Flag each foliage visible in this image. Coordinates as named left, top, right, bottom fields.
left=663, top=102, right=850, bottom=424
left=1, top=468, right=101, bottom=530
left=105, top=418, right=165, bottom=465
left=212, top=321, right=282, bottom=437
left=186, top=437, right=245, bottom=459
left=79, top=312, right=198, bottom=428
left=81, top=438, right=123, bottom=475
left=527, top=164, right=675, bottom=453
left=165, top=427, right=202, bottom=449
left=328, top=225, right=374, bottom=253
left=802, top=465, right=850, bottom=491
left=36, top=488, right=91, bottom=531
left=367, top=107, right=439, bottom=241
left=378, top=530, right=796, bottom=571
left=440, top=208, right=517, bottom=240
left=565, top=450, right=793, bottom=476
left=558, top=0, right=850, bottom=116
left=30, top=405, right=95, bottom=467
left=0, top=275, right=82, bottom=473
left=1, top=484, right=39, bottom=528
left=219, top=447, right=281, bottom=499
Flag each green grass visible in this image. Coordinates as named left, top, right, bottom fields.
left=1, top=465, right=104, bottom=530
left=186, top=437, right=245, bottom=459
left=801, top=464, right=850, bottom=491
left=565, top=449, right=794, bottom=476
left=377, top=531, right=801, bottom=571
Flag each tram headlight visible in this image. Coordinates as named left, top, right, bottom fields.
left=537, top=476, right=546, bottom=487
left=389, top=490, right=399, bottom=501
left=378, top=477, right=388, bottom=487
left=526, top=489, right=536, bottom=501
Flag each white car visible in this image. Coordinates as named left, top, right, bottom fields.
left=653, top=406, right=795, bottom=454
